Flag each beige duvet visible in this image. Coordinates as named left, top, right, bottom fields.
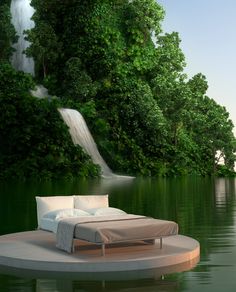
left=56, top=215, right=178, bottom=253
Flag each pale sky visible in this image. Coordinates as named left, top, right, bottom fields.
left=157, top=0, right=236, bottom=134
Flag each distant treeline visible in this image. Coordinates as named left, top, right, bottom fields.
left=0, top=0, right=235, bottom=179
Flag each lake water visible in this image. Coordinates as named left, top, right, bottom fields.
left=0, top=176, right=236, bottom=291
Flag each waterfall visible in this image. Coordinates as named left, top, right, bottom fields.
left=10, top=0, right=35, bottom=75
left=10, top=1, right=134, bottom=179
left=59, top=109, right=134, bottom=179
left=59, top=108, right=114, bottom=178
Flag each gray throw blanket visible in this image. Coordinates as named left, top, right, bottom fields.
left=56, top=215, right=178, bottom=253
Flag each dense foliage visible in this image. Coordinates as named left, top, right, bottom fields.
left=0, top=0, right=16, bottom=61
left=0, top=0, right=235, bottom=178
left=0, top=63, right=99, bottom=179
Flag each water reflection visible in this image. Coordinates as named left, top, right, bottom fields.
left=1, top=177, right=236, bottom=291
left=88, top=176, right=136, bottom=195
left=214, top=178, right=236, bottom=204
left=35, top=278, right=176, bottom=292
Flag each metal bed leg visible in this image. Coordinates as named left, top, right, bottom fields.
left=101, top=244, right=105, bottom=256
left=160, top=237, right=163, bottom=249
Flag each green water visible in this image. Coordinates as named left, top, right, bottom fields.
left=0, top=176, right=236, bottom=291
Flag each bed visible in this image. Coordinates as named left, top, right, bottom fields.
left=36, top=195, right=178, bottom=255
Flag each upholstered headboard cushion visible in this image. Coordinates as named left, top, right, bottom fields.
left=36, top=196, right=74, bottom=227
left=74, top=195, right=109, bottom=211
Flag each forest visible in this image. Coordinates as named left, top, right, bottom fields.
left=0, top=0, right=235, bottom=179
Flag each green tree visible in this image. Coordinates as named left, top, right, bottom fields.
left=186, top=74, right=236, bottom=174
left=25, top=21, right=60, bottom=78
left=19, top=0, right=236, bottom=176
left=0, top=3, right=17, bottom=61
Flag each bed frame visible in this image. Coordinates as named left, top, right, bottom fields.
left=72, top=237, right=162, bottom=256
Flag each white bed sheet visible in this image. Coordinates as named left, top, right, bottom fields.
left=39, top=207, right=127, bottom=233
left=40, top=215, right=96, bottom=233
left=40, top=217, right=58, bottom=233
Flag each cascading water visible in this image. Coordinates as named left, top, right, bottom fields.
left=58, top=109, right=114, bottom=178
left=59, top=108, right=135, bottom=178
left=10, top=0, right=35, bottom=75
left=10, top=0, right=133, bottom=179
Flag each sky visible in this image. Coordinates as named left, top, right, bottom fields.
left=157, top=0, right=236, bottom=134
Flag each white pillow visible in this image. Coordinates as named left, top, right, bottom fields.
left=43, top=208, right=91, bottom=220
left=74, top=195, right=109, bottom=210
left=87, top=207, right=127, bottom=216
left=36, top=196, right=74, bottom=226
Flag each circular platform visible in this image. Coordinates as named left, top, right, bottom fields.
left=0, top=230, right=199, bottom=279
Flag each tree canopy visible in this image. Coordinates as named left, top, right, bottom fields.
left=0, top=0, right=235, bottom=178
left=0, top=1, right=17, bottom=61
